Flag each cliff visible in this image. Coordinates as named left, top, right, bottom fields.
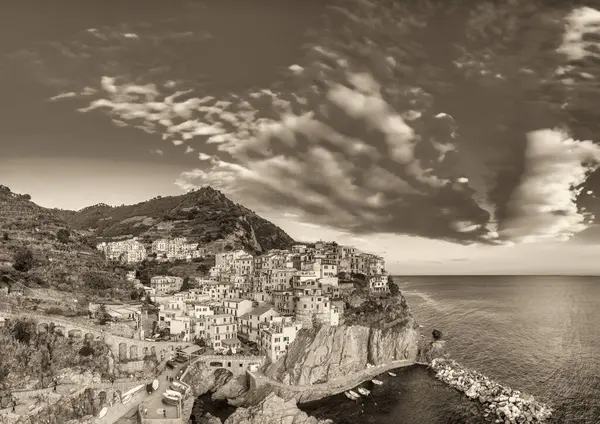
left=264, top=292, right=421, bottom=385
left=223, top=393, right=332, bottom=424
left=58, top=186, right=295, bottom=254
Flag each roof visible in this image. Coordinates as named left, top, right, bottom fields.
left=224, top=298, right=250, bottom=304
left=180, top=345, right=202, bottom=355
left=249, top=306, right=277, bottom=317
left=222, top=338, right=241, bottom=346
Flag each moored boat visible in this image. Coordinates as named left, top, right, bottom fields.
left=345, top=391, right=359, bottom=400
left=357, top=387, right=370, bottom=396
left=162, top=393, right=180, bottom=405
left=388, top=372, right=397, bottom=377
left=165, top=389, right=182, bottom=399
left=348, top=390, right=360, bottom=398
left=98, top=407, right=108, bottom=418
left=371, top=379, right=383, bottom=386
left=152, top=379, right=159, bottom=391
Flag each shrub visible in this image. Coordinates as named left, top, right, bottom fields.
left=13, top=247, right=34, bottom=272
left=390, top=281, right=400, bottom=296
left=56, top=229, right=70, bottom=244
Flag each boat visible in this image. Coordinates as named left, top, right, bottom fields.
left=170, top=380, right=187, bottom=393
left=152, top=379, right=159, bottom=391
left=122, top=394, right=132, bottom=405
left=357, top=387, right=370, bottom=396
left=123, top=384, right=145, bottom=398
left=348, top=390, right=360, bottom=398
left=162, top=393, right=180, bottom=406
left=345, top=391, right=358, bottom=400
left=371, top=379, right=383, bottom=386
left=388, top=372, right=397, bottom=377
left=98, top=407, right=108, bottom=418
left=165, top=389, right=183, bottom=399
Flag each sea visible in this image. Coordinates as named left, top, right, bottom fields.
left=299, top=276, right=600, bottom=424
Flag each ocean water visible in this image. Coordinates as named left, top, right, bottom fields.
left=300, top=276, right=600, bottom=424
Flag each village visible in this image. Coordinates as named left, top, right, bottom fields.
left=93, top=238, right=388, bottom=364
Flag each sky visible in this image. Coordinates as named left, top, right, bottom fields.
left=3, top=0, right=600, bottom=274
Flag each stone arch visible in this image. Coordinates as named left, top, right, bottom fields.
left=118, top=343, right=128, bottom=361
left=130, top=345, right=138, bottom=361
left=38, top=322, right=49, bottom=333
left=143, top=347, right=149, bottom=358
left=84, top=333, right=94, bottom=341
left=68, top=329, right=82, bottom=338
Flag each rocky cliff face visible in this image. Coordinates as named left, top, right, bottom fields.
left=264, top=292, right=421, bottom=385
left=224, top=393, right=332, bottom=424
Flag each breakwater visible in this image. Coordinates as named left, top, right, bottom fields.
left=430, top=358, right=553, bottom=423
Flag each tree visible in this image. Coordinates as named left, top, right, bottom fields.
left=195, top=337, right=206, bottom=348
left=179, top=277, right=193, bottom=292
left=97, top=304, right=110, bottom=325
left=56, top=229, right=70, bottom=244
left=13, top=248, right=34, bottom=272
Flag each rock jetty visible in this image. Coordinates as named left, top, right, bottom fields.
left=430, top=358, right=553, bottom=423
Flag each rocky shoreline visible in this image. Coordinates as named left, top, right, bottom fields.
left=430, top=358, right=553, bottom=423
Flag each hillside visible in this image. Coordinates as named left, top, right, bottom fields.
left=0, top=185, right=132, bottom=299
left=58, top=186, right=295, bottom=254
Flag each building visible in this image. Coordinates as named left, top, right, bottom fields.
left=258, top=317, right=303, bottom=362
left=238, top=306, right=280, bottom=342
left=96, top=238, right=147, bottom=263
left=206, top=314, right=238, bottom=350
left=222, top=298, right=254, bottom=318
left=151, top=237, right=202, bottom=261
left=369, top=275, right=389, bottom=293
left=151, top=276, right=184, bottom=294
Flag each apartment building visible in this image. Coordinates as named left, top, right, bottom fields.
left=96, top=238, right=147, bottom=263
left=150, top=276, right=184, bottom=294
left=258, top=317, right=303, bottom=362
left=222, top=298, right=254, bottom=318
left=369, top=275, right=389, bottom=293
left=238, top=306, right=280, bottom=342
left=206, top=314, right=238, bottom=350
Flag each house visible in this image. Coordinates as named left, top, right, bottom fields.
left=238, top=306, right=280, bottom=342
left=150, top=276, right=184, bottom=294
left=222, top=298, right=254, bottom=318
left=369, top=275, right=389, bottom=293
left=258, top=317, right=303, bottom=362
left=205, top=314, right=238, bottom=350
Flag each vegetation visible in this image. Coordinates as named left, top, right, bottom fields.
left=13, top=247, right=34, bottom=272
left=56, top=229, right=70, bottom=244
left=58, top=186, right=296, bottom=253
left=179, top=277, right=194, bottom=292
left=0, top=317, right=110, bottom=390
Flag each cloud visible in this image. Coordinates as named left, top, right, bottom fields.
left=501, top=129, right=600, bottom=243
left=557, top=7, right=600, bottom=61
left=185, top=146, right=194, bottom=154
left=150, top=149, right=164, bottom=156
left=16, top=0, right=600, bottom=247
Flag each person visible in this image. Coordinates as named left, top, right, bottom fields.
left=12, top=402, right=16, bottom=413
left=163, top=409, right=166, bottom=418
left=53, top=381, right=57, bottom=392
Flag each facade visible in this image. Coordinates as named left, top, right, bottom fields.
left=222, top=298, right=254, bottom=318
left=150, top=276, right=184, bottom=294
left=369, top=275, right=389, bottom=293
left=96, top=238, right=147, bottom=263
left=258, top=318, right=303, bottom=362
left=238, top=306, right=281, bottom=342
left=206, top=314, right=238, bottom=350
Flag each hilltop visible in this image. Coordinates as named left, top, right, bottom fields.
left=57, top=186, right=295, bottom=254
left=0, top=185, right=132, bottom=300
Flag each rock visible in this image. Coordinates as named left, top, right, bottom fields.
left=183, top=363, right=217, bottom=396
left=200, top=412, right=223, bottom=424
left=224, top=393, right=332, bottom=424
left=212, top=372, right=248, bottom=401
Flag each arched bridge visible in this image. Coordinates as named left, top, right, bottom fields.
left=1, top=312, right=193, bottom=363
left=185, top=355, right=265, bottom=376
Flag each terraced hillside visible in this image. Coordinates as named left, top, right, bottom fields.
left=58, top=186, right=295, bottom=254
left=0, top=185, right=132, bottom=297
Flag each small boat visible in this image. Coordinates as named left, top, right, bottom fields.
left=348, top=390, right=360, bottom=398
left=122, top=394, right=132, bottom=405
left=162, top=393, right=180, bottom=406
left=165, top=389, right=183, bottom=399
left=357, top=387, right=370, bottom=396
left=152, top=379, right=160, bottom=391
left=171, top=380, right=187, bottom=393
left=345, top=391, right=358, bottom=400
left=98, top=407, right=108, bottom=418
left=388, top=372, right=397, bottom=377
left=371, top=379, right=383, bottom=386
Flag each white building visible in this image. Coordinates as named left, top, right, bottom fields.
left=222, top=298, right=254, bottom=318
left=206, top=314, right=239, bottom=351
left=151, top=276, right=184, bottom=294
left=96, top=238, right=147, bottom=263
left=258, top=318, right=303, bottom=362
left=369, top=275, right=389, bottom=293
left=238, top=306, right=281, bottom=342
